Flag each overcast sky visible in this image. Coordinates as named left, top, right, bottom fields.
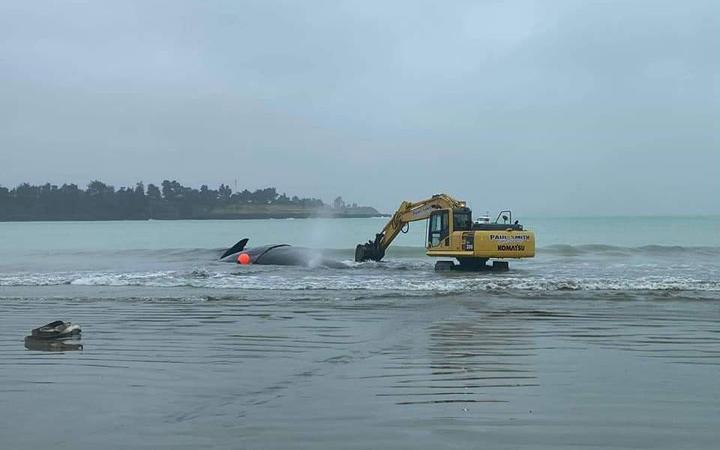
left=1, top=0, right=717, bottom=215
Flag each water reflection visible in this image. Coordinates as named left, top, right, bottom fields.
left=378, top=302, right=539, bottom=406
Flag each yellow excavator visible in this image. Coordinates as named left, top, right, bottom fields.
left=355, top=194, right=535, bottom=271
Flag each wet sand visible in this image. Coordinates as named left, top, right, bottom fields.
left=1, top=286, right=718, bottom=449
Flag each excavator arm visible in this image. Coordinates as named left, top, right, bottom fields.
left=355, top=194, right=466, bottom=262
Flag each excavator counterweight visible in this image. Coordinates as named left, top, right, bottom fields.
left=355, top=194, right=535, bottom=271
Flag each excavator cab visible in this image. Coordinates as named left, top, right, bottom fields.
left=427, top=208, right=473, bottom=248
left=428, top=207, right=472, bottom=247
left=427, top=210, right=449, bottom=247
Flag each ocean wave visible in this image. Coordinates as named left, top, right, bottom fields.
left=20, top=243, right=720, bottom=262
left=541, top=244, right=720, bottom=257
left=2, top=270, right=719, bottom=293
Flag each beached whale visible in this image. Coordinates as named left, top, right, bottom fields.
left=220, top=238, right=346, bottom=268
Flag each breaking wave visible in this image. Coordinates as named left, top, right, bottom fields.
left=2, top=270, right=719, bottom=294
left=17, top=244, right=720, bottom=264
left=541, top=244, right=720, bottom=257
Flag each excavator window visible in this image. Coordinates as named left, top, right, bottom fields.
left=428, top=211, right=449, bottom=247
left=453, top=211, right=472, bottom=231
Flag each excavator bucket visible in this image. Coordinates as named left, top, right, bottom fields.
left=355, top=234, right=385, bottom=262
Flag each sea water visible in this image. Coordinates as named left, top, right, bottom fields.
left=0, top=216, right=718, bottom=449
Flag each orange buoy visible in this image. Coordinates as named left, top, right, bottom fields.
left=237, top=253, right=251, bottom=265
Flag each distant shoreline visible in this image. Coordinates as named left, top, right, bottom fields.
left=0, top=212, right=389, bottom=222
left=0, top=180, right=386, bottom=222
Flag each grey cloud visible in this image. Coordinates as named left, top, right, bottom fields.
left=1, top=0, right=717, bottom=214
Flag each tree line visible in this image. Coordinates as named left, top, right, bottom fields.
left=0, top=180, right=331, bottom=221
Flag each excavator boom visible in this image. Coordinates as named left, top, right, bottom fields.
left=355, top=194, right=466, bottom=262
